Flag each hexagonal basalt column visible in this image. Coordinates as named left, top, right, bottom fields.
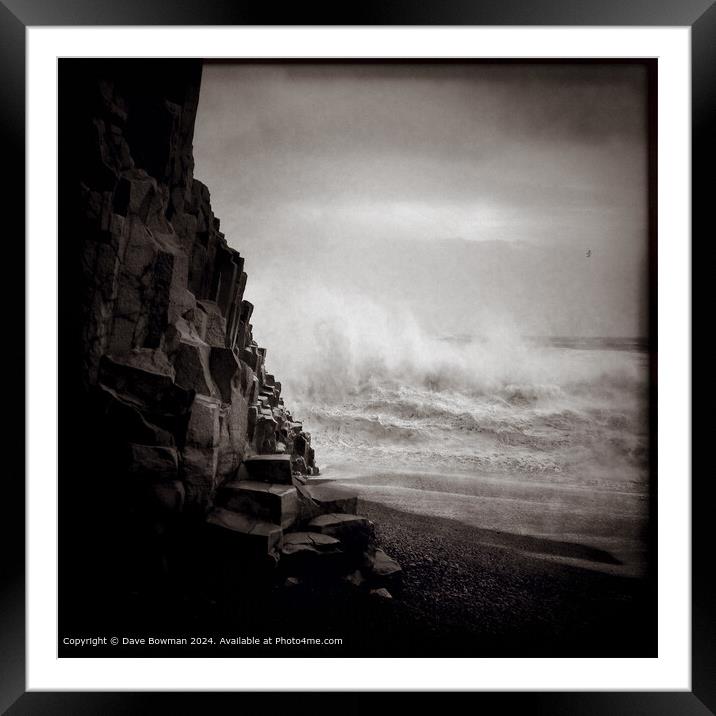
left=205, top=507, right=283, bottom=556
left=215, top=480, right=298, bottom=529
left=239, top=454, right=293, bottom=485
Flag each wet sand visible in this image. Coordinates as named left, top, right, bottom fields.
left=322, top=464, right=649, bottom=578
left=276, top=464, right=655, bottom=657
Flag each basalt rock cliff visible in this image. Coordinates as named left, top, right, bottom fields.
left=59, top=60, right=399, bottom=625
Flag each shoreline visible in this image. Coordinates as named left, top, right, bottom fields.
left=320, top=463, right=648, bottom=579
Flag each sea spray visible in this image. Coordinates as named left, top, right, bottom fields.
left=242, top=284, right=648, bottom=486
left=238, top=284, right=650, bottom=575
left=247, top=284, right=645, bottom=401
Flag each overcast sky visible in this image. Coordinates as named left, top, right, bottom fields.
left=193, top=62, right=649, bottom=341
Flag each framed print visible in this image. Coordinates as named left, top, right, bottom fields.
left=7, top=0, right=709, bottom=712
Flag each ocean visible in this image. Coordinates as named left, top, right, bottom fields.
left=288, top=335, right=651, bottom=577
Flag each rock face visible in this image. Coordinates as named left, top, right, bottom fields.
left=59, top=59, right=398, bottom=607
left=67, top=59, right=318, bottom=508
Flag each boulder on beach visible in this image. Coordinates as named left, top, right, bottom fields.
left=295, top=484, right=358, bottom=523
left=308, top=513, right=375, bottom=552
left=363, top=548, right=403, bottom=590
left=370, top=587, right=393, bottom=600
left=280, top=531, right=345, bottom=575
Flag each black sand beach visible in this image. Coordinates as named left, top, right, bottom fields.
left=181, top=492, right=655, bottom=658
left=350, top=499, right=655, bottom=657
left=197, top=485, right=653, bottom=658
left=63, top=485, right=654, bottom=659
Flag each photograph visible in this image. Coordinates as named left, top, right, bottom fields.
left=57, top=57, right=657, bottom=659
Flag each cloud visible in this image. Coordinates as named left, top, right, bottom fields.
left=194, top=61, right=649, bottom=338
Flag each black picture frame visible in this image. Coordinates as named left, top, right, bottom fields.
left=5, top=1, right=708, bottom=712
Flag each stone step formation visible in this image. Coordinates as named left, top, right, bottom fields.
left=66, top=59, right=401, bottom=605
left=209, top=457, right=402, bottom=595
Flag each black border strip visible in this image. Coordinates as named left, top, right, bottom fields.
left=7, top=0, right=708, bottom=712
left=691, top=1, right=715, bottom=712
left=1, top=0, right=714, bottom=25
left=1, top=1, right=26, bottom=714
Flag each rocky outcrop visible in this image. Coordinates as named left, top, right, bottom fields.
left=210, top=457, right=402, bottom=593
left=70, top=60, right=317, bottom=506
left=61, top=59, right=399, bottom=603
